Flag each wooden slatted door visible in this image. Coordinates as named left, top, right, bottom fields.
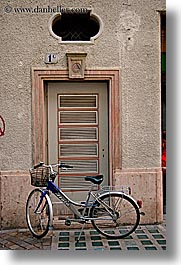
left=48, top=82, right=108, bottom=200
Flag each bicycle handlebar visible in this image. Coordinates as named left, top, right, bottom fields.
left=32, top=162, right=73, bottom=170
left=58, top=164, right=73, bottom=169
left=33, top=162, right=44, bottom=169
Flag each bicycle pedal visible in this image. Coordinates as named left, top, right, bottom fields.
left=49, top=225, right=54, bottom=230
left=140, top=211, right=145, bottom=216
left=65, top=219, right=71, bottom=226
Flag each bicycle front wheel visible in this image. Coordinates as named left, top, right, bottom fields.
left=90, top=192, right=140, bottom=239
left=26, top=188, right=51, bottom=238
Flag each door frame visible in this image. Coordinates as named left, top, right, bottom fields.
left=32, top=68, right=120, bottom=185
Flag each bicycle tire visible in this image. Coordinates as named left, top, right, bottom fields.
left=90, top=192, right=140, bottom=239
left=26, top=188, right=51, bottom=239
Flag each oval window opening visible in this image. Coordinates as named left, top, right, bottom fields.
left=51, top=12, right=101, bottom=42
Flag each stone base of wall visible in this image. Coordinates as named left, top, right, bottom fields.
left=0, top=168, right=163, bottom=229
left=0, top=171, right=32, bottom=229
left=114, top=168, right=163, bottom=224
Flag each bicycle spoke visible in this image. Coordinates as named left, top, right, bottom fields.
left=26, top=189, right=50, bottom=238
left=91, top=193, right=140, bottom=239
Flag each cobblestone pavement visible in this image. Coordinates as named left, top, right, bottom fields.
left=0, top=220, right=166, bottom=251
left=0, top=230, right=52, bottom=250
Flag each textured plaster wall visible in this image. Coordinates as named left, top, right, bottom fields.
left=0, top=0, right=165, bottom=171
left=118, top=1, right=165, bottom=168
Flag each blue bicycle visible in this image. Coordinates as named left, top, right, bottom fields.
left=26, top=162, right=143, bottom=240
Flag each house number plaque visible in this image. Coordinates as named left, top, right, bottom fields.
left=45, top=53, right=58, bottom=64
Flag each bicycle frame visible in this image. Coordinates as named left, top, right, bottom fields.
left=39, top=179, right=123, bottom=228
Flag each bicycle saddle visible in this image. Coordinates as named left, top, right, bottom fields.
left=84, top=175, right=104, bottom=185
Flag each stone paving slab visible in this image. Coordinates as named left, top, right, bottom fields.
left=0, top=222, right=166, bottom=251
left=51, top=223, right=166, bottom=251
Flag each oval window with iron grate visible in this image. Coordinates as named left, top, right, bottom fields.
left=49, top=11, right=103, bottom=43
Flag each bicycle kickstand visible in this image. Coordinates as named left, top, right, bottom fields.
left=76, top=223, right=86, bottom=243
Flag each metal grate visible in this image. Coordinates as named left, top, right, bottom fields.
left=58, top=93, right=99, bottom=190
left=59, top=95, right=97, bottom=108
left=52, top=13, right=100, bottom=41
left=59, top=160, right=98, bottom=174
left=59, top=127, right=98, bottom=141
left=59, top=144, right=98, bottom=157
left=59, top=111, right=97, bottom=124
left=59, top=176, right=93, bottom=190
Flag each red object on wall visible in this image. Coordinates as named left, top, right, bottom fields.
left=162, top=131, right=166, bottom=173
left=0, top=115, right=5, bottom=136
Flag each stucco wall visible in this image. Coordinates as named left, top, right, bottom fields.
left=1, top=0, right=165, bottom=170
left=0, top=0, right=166, bottom=228
left=118, top=2, right=165, bottom=168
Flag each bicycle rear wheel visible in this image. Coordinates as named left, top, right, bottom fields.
left=26, top=188, right=51, bottom=238
left=90, top=192, right=140, bottom=239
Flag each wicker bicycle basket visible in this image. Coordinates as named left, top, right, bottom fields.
left=30, top=167, right=50, bottom=187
